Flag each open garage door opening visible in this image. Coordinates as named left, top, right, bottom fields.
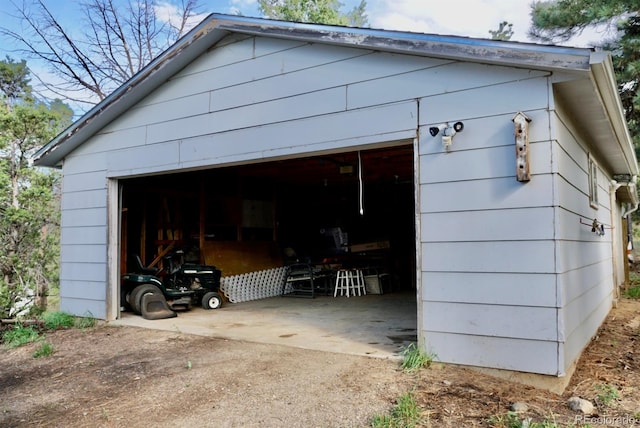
left=117, top=143, right=417, bottom=356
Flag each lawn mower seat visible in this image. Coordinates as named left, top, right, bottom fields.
left=133, top=254, right=160, bottom=275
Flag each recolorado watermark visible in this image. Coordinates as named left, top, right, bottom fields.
left=574, top=415, right=640, bottom=426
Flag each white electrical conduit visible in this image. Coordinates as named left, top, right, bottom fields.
left=358, top=150, right=364, bottom=215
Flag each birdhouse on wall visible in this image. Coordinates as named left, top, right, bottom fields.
left=513, top=112, right=532, bottom=182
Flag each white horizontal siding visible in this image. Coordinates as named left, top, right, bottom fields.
left=559, top=260, right=612, bottom=306
left=421, top=207, right=555, bottom=242
left=107, top=140, right=181, bottom=175
left=140, top=38, right=371, bottom=108
left=423, top=302, right=558, bottom=341
left=420, top=76, right=550, bottom=125
left=60, top=296, right=106, bottom=319
left=551, top=106, right=616, bottom=376
left=419, top=110, right=552, bottom=155
left=562, top=274, right=612, bottom=339
left=422, top=272, right=557, bottom=307
left=62, top=226, right=107, bottom=245
left=60, top=262, right=107, bottom=282
left=556, top=240, right=612, bottom=274
left=63, top=171, right=107, bottom=192
left=61, top=208, right=107, bottom=227
left=146, top=87, right=348, bottom=145
left=349, top=62, right=548, bottom=110
left=108, top=101, right=417, bottom=176
left=422, top=241, right=556, bottom=273
left=420, top=141, right=552, bottom=184
left=60, top=279, right=107, bottom=300
left=61, top=244, right=107, bottom=263
left=424, top=331, right=560, bottom=375
left=562, top=292, right=612, bottom=371
left=420, top=174, right=554, bottom=213
left=61, top=189, right=107, bottom=210
left=71, top=127, right=147, bottom=160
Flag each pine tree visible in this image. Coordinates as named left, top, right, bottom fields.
left=530, top=1, right=640, bottom=150
left=0, top=58, right=72, bottom=318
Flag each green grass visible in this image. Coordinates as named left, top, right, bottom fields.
left=371, top=391, right=423, bottom=428
left=2, top=325, right=41, bottom=348
left=400, top=343, right=435, bottom=373
left=74, top=314, right=96, bottom=329
left=624, top=285, right=640, bottom=299
left=32, top=342, right=54, bottom=358
left=595, top=383, right=620, bottom=407
left=488, top=412, right=566, bottom=428
left=42, top=311, right=76, bottom=329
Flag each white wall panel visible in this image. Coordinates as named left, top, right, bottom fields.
left=61, top=189, right=107, bottom=210
left=107, top=140, right=180, bottom=175
left=556, top=144, right=588, bottom=195
left=172, top=35, right=258, bottom=78
left=104, top=92, right=210, bottom=132
left=420, top=77, right=550, bottom=125
left=177, top=102, right=417, bottom=166
left=556, top=208, right=612, bottom=242
left=147, top=41, right=369, bottom=106
left=420, top=142, right=551, bottom=184
left=419, top=110, right=552, bottom=155
left=73, top=127, right=147, bottom=158
left=62, top=226, right=107, bottom=245
left=421, top=207, right=554, bottom=242
left=423, top=302, right=558, bottom=341
left=61, top=208, right=107, bottom=227
left=209, top=50, right=444, bottom=112
left=63, top=171, right=107, bottom=192
left=60, top=262, right=107, bottom=282
left=146, top=87, right=347, bottom=145
left=563, top=277, right=612, bottom=339
left=424, top=331, right=560, bottom=375
left=60, top=278, right=107, bottom=299
left=558, top=260, right=612, bottom=306
left=563, top=292, right=612, bottom=370
left=421, top=241, right=556, bottom=273
left=61, top=244, right=107, bottom=263
left=349, top=62, right=548, bottom=110
left=420, top=175, right=554, bottom=213
left=59, top=295, right=106, bottom=319
left=422, top=271, right=557, bottom=307
left=556, top=238, right=612, bottom=274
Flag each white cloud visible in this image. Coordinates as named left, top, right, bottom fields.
left=154, top=1, right=209, bottom=33
left=367, top=0, right=617, bottom=47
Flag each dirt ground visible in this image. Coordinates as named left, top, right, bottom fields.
left=1, top=298, right=639, bottom=427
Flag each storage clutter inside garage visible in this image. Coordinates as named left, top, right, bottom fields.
left=120, top=144, right=416, bottom=302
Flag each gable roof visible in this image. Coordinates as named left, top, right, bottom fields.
left=33, top=13, right=639, bottom=183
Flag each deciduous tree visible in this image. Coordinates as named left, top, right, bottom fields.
left=258, top=0, right=368, bottom=26
left=0, top=0, right=203, bottom=107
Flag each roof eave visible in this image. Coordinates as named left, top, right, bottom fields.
left=32, top=14, right=600, bottom=167
left=589, top=51, right=639, bottom=176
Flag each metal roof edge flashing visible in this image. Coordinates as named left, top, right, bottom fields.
left=32, top=14, right=603, bottom=167
left=214, top=15, right=594, bottom=71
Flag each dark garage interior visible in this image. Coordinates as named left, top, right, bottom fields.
left=119, top=143, right=417, bottom=297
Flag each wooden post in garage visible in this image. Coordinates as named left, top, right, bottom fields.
left=120, top=207, right=128, bottom=275
left=200, top=181, right=206, bottom=263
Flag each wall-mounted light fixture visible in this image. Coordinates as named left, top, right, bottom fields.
left=429, top=122, right=464, bottom=151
